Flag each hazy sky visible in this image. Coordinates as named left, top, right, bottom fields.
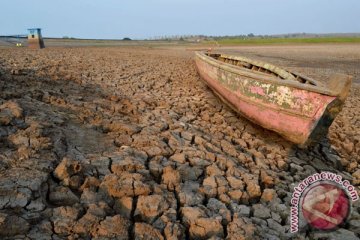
left=1, top=0, right=359, bottom=39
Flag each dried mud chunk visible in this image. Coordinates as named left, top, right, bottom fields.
left=132, top=135, right=172, bottom=157
left=136, top=179, right=154, bottom=197
left=114, top=196, right=133, bottom=218
left=99, top=173, right=151, bottom=198
left=188, top=157, right=211, bottom=167
left=0, top=109, right=13, bottom=125
left=277, top=160, right=288, bottom=170
left=178, top=164, right=203, bottom=181
left=99, top=174, right=133, bottom=198
left=181, top=206, right=207, bottom=226
left=0, top=213, right=30, bottom=237
left=27, top=220, right=53, bottom=240
left=73, top=212, right=101, bottom=237
left=252, top=204, right=271, bottom=219
left=0, top=186, right=31, bottom=209
left=144, top=145, right=171, bottom=157
left=261, top=188, right=277, bottom=203
left=260, top=170, right=275, bottom=188
left=216, top=154, right=236, bottom=170
left=245, top=181, right=261, bottom=200
left=206, top=164, right=224, bottom=176
left=87, top=202, right=112, bottom=218
left=0, top=168, right=48, bottom=209
left=202, top=175, right=228, bottom=198
left=135, top=194, right=170, bottom=223
left=26, top=198, right=46, bottom=212
left=89, top=156, right=111, bottom=176
left=228, top=190, right=243, bottom=202
left=234, top=138, right=248, bottom=149
left=80, top=176, right=101, bottom=191
left=178, top=181, right=204, bottom=206
left=167, top=131, right=186, bottom=150
left=8, top=134, right=29, bottom=146
left=226, top=176, right=244, bottom=190
left=53, top=157, right=82, bottom=182
left=266, top=218, right=285, bottom=233
left=230, top=204, right=251, bottom=218
left=5, top=168, right=48, bottom=191
left=94, top=215, right=130, bottom=239
left=153, top=208, right=177, bottom=231
left=164, top=222, right=185, bottom=240
left=73, top=202, right=111, bottom=237
left=29, top=136, right=52, bottom=151
left=206, top=198, right=231, bottom=225
left=162, top=166, right=181, bottom=191
left=194, top=135, right=206, bottom=145
left=220, top=139, right=238, bottom=157
left=0, top=101, right=23, bottom=125
left=80, top=188, right=103, bottom=206
left=114, top=134, right=133, bottom=146
left=149, top=156, right=166, bottom=179
left=134, top=222, right=164, bottom=240
left=227, top=217, right=257, bottom=240
left=189, top=218, right=224, bottom=240
left=109, top=146, right=148, bottom=174
left=104, top=121, right=141, bottom=134
left=202, top=176, right=217, bottom=198
left=48, top=186, right=80, bottom=206
left=51, top=206, right=80, bottom=236
left=342, top=140, right=354, bottom=154
left=180, top=131, right=194, bottom=142
left=111, top=156, right=146, bottom=174
left=169, top=153, right=186, bottom=164
left=352, top=169, right=360, bottom=185
left=68, top=174, right=83, bottom=190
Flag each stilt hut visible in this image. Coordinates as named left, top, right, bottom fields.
left=27, top=28, right=45, bottom=49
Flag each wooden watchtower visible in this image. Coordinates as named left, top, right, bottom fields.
left=27, top=28, right=45, bottom=49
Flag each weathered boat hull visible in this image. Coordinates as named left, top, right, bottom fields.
left=195, top=52, right=352, bottom=146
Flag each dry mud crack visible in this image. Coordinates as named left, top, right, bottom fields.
left=0, top=46, right=359, bottom=239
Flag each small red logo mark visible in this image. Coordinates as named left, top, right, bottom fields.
left=301, top=183, right=350, bottom=230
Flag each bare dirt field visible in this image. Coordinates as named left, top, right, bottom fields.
left=0, top=44, right=359, bottom=239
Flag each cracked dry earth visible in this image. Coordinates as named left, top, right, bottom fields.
left=0, top=46, right=359, bottom=240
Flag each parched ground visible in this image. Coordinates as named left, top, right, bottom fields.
left=0, top=44, right=359, bottom=240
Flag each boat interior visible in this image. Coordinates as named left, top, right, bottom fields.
left=206, top=53, right=318, bottom=86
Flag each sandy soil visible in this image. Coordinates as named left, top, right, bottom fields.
left=220, top=44, right=360, bottom=83
left=0, top=44, right=359, bottom=239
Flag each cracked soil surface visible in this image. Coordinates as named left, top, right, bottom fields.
left=0, top=44, right=359, bottom=239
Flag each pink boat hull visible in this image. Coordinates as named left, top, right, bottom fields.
left=195, top=52, right=351, bottom=146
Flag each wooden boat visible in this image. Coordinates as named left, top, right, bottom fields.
left=195, top=51, right=352, bottom=146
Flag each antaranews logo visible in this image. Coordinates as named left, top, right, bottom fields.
left=290, top=172, right=359, bottom=233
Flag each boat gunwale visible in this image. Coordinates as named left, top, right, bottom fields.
left=195, top=51, right=339, bottom=97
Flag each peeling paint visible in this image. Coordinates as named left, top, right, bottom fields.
left=250, top=86, right=265, bottom=96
